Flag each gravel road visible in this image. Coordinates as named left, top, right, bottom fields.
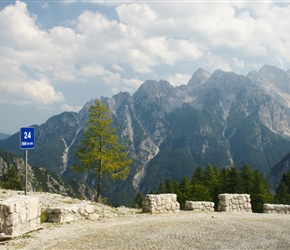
left=2, top=211, right=290, bottom=250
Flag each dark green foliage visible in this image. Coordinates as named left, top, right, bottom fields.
left=274, top=171, right=290, bottom=204
left=241, top=164, right=255, bottom=194
left=274, top=182, right=290, bottom=204
left=250, top=171, right=273, bottom=212
left=165, top=177, right=173, bottom=193
left=225, top=166, right=243, bottom=193
left=1, top=165, right=24, bottom=190
left=158, top=181, right=166, bottom=194
left=133, top=191, right=144, bottom=208
left=155, top=164, right=272, bottom=213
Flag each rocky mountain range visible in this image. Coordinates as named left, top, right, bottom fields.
left=0, top=149, right=97, bottom=199
left=1, top=65, right=290, bottom=205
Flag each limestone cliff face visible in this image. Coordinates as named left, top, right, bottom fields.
left=1, top=65, right=290, bottom=203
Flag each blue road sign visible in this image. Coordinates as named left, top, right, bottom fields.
left=20, top=127, right=35, bottom=150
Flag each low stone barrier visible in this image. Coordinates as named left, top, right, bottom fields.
left=45, top=204, right=99, bottom=223
left=185, top=201, right=214, bottom=212
left=218, top=193, right=252, bottom=212
left=263, top=204, right=290, bottom=214
left=142, top=194, right=180, bottom=213
left=0, top=196, right=41, bottom=238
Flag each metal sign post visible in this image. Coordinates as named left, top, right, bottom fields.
left=20, top=127, right=35, bottom=195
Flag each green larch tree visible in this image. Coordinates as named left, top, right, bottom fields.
left=72, top=99, right=132, bottom=202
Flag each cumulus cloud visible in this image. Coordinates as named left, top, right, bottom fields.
left=167, top=73, right=192, bottom=87
left=61, top=103, right=82, bottom=112
left=1, top=0, right=290, bottom=110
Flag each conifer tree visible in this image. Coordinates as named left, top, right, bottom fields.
left=226, top=166, right=243, bottom=193
left=133, top=191, right=144, bottom=208
left=274, top=182, right=290, bottom=204
left=274, top=171, right=290, bottom=204
left=250, top=170, right=273, bottom=212
left=72, top=99, right=132, bottom=202
left=158, top=181, right=166, bottom=193
left=191, top=166, right=211, bottom=201
left=165, top=177, right=173, bottom=193
left=240, top=164, right=255, bottom=194
left=1, top=165, right=24, bottom=190
left=178, top=176, right=191, bottom=209
left=172, top=181, right=180, bottom=196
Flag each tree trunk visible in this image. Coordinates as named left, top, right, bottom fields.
left=96, top=136, right=102, bottom=202
left=96, top=159, right=102, bottom=202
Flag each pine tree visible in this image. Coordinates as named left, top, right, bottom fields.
left=165, top=177, right=173, bottom=193
left=191, top=165, right=211, bottom=201
left=226, top=166, right=243, bottom=193
left=250, top=170, right=273, bottom=212
left=191, top=166, right=205, bottom=184
left=72, top=99, right=132, bottom=202
left=133, top=191, right=144, bottom=208
left=178, top=176, right=191, bottom=209
left=240, top=164, right=255, bottom=194
left=1, top=165, right=24, bottom=190
left=274, top=171, right=290, bottom=204
left=274, top=182, right=290, bottom=204
left=158, top=181, right=166, bottom=193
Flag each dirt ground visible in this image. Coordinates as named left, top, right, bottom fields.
left=2, top=211, right=290, bottom=250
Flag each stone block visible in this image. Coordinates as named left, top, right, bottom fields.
left=142, top=194, right=180, bottom=213
left=0, top=196, right=41, bottom=238
left=218, top=194, right=252, bottom=213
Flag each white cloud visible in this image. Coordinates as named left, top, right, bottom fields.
left=1, top=1, right=290, bottom=111
left=232, top=57, right=245, bottom=69
left=122, top=77, right=143, bottom=93
left=112, top=64, right=124, bottom=72
left=167, top=73, right=192, bottom=87
left=201, top=52, right=231, bottom=73
left=61, top=103, right=82, bottom=112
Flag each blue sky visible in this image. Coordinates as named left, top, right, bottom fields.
left=1, top=0, right=290, bottom=134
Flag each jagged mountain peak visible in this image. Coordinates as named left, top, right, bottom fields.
left=205, top=69, right=253, bottom=95
left=132, top=79, right=182, bottom=113
left=104, top=91, right=132, bottom=114
left=187, top=67, right=211, bottom=87
left=259, top=65, right=284, bottom=75
left=256, top=65, right=290, bottom=93
left=134, top=79, right=174, bottom=98
left=246, top=70, right=258, bottom=79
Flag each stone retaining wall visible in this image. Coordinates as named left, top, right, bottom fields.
left=0, top=196, right=41, bottom=238
left=45, top=204, right=99, bottom=223
left=218, top=193, right=252, bottom=212
left=142, top=194, right=180, bottom=213
left=263, top=204, right=290, bottom=214
left=185, top=201, right=214, bottom=212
